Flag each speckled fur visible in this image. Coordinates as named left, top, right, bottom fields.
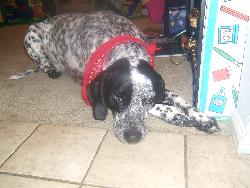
left=149, top=90, right=220, bottom=133
left=21, top=11, right=219, bottom=143
left=24, top=11, right=148, bottom=79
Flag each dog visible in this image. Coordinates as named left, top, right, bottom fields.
left=10, top=11, right=220, bottom=144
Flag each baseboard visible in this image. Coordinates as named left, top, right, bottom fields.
left=231, top=112, right=250, bottom=155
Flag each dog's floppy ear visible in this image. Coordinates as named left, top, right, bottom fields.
left=87, top=73, right=108, bottom=120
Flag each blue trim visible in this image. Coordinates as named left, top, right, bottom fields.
left=199, top=0, right=219, bottom=112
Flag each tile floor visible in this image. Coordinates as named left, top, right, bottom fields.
left=0, top=121, right=250, bottom=188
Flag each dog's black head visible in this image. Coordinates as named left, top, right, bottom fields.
left=87, top=58, right=165, bottom=144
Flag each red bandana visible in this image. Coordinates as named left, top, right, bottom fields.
left=82, top=35, right=159, bottom=106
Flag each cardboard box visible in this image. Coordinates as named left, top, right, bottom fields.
left=198, top=0, right=249, bottom=117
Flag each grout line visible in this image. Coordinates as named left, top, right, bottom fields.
left=0, top=123, right=41, bottom=169
left=0, top=171, right=79, bottom=185
left=184, top=135, right=188, bottom=188
left=147, top=129, right=222, bottom=137
left=79, top=129, right=109, bottom=188
left=81, top=183, right=119, bottom=188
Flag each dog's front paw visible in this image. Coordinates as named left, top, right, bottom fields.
left=188, top=109, right=220, bottom=133
left=192, top=116, right=220, bottom=134
left=203, top=117, right=221, bottom=134
left=48, top=68, right=61, bottom=79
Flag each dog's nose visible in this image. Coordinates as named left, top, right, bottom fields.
left=123, top=127, right=142, bottom=144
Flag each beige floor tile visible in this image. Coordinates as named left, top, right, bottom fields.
left=81, top=185, right=114, bottom=188
left=0, top=125, right=106, bottom=183
left=0, top=174, right=78, bottom=188
left=0, top=121, right=38, bottom=166
left=85, top=132, right=185, bottom=188
left=187, top=135, right=250, bottom=188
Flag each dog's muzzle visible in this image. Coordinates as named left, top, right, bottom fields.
left=114, top=118, right=147, bottom=144
left=123, top=126, right=143, bottom=144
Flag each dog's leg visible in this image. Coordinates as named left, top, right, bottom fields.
left=24, top=24, right=61, bottom=79
left=149, top=104, right=192, bottom=126
left=149, top=89, right=220, bottom=133
left=162, top=90, right=193, bottom=111
left=24, top=25, right=50, bottom=70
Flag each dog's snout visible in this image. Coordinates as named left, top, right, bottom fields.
left=123, top=127, right=142, bottom=144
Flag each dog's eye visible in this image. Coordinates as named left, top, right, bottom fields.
left=113, top=95, right=123, bottom=103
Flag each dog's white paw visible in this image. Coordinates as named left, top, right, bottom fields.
left=196, top=117, right=220, bottom=134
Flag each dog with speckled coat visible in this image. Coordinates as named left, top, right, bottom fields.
left=10, top=11, right=220, bottom=144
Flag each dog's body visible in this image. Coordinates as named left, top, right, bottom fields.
left=17, top=11, right=219, bottom=144
left=24, top=11, right=149, bottom=80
